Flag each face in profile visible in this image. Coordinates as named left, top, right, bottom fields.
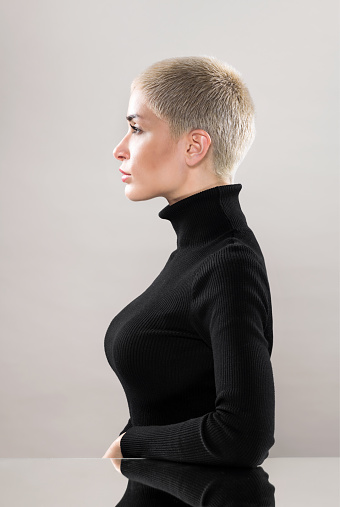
left=113, top=87, right=187, bottom=202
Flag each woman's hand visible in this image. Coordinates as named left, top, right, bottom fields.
left=102, top=432, right=126, bottom=473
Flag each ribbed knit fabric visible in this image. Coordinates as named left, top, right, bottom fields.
left=104, top=183, right=275, bottom=467
left=118, top=458, right=275, bottom=506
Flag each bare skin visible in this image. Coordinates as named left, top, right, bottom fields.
left=113, top=87, right=230, bottom=206
left=102, top=432, right=125, bottom=472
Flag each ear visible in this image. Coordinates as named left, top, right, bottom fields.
left=185, top=129, right=212, bottom=166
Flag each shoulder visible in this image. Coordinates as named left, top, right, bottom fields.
left=189, top=240, right=271, bottom=342
left=191, top=240, right=270, bottom=312
left=194, top=240, right=266, bottom=283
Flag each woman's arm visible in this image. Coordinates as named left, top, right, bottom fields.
left=120, top=244, right=275, bottom=467
left=119, top=418, right=133, bottom=436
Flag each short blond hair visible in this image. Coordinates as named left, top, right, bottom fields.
left=131, top=55, right=256, bottom=182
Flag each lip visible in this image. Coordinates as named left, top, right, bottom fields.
left=119, top=168, right=131, bottom=176
left=121, top=174, right=131, bottom=182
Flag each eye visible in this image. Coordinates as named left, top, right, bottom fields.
left=129, top=124, right=142, bottom=134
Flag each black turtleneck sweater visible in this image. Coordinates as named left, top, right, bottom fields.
left=104, top=183, right=275, bottom=467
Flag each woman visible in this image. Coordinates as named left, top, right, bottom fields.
left=102, top=56, right=275, bottom=471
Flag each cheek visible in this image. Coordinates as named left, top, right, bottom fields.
left=132, top=135, right=176, bottom=175
left=135, top=138, right=161, bottom=167
left=135, top=145, right=156, bottom=170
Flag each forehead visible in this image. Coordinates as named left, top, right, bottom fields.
left=126, top=88, right=170, bottom=130
left=127, top=90, right=153, bottom=123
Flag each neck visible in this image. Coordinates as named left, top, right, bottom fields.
left=158, top=183, right=247, bottom=248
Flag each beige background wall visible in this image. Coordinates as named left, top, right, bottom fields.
left=0, top=0, right=338, bottom=457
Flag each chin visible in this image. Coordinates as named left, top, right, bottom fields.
left=124, top=185, right=157, bottom=202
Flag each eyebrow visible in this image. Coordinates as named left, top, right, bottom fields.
left=126, top=114, right=143, bottom=122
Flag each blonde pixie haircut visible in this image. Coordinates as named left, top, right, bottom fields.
left=131, top=55, right=256, bottom=183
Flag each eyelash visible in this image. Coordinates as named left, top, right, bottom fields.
left=129, top=124, right=142, bottom=134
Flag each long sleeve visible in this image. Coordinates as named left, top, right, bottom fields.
left=120, top=244, right=275, bottom=467
left=119, top=418, right=133, bottom=436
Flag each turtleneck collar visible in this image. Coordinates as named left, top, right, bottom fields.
left=158, top=183, right=247, bottom=248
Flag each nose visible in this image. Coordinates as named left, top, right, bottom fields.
left=113, top=138, right=129, bottom=161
